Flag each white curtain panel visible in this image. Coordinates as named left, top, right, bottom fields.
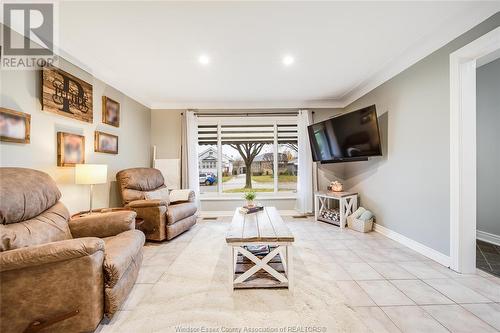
left=296, top=109, right=314, bottom=214
left=185, top=111, right=200, bottom=203
left=180, top=112, right=189, bottom=188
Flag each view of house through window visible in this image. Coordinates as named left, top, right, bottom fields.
left=198, top=119, right=298, bottom=195
left=278, top=124, right=298, bottom=192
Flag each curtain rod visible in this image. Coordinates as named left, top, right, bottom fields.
left=194, top=111, right=299, bottom=117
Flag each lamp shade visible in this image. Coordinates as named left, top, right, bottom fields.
left=75, top=164, right=107, bottom=185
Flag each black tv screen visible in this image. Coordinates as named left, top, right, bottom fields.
left=308, top=105, right=382, bottom=163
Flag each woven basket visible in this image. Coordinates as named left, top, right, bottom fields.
left=347, top=216, right=373, bottom=233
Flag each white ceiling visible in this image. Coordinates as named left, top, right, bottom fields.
left=51, top=1, right=500, bottom=109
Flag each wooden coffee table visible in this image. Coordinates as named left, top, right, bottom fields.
left=226, top=207, right=294, bottom=290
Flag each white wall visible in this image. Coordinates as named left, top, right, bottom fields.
left=476, top=57, right=500, bottom=237
left=1, top=58, right=151, bottom=214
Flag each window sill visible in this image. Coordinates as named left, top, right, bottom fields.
left=200, top=194, right=297, bottom=201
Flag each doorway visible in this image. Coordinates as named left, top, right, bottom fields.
left=449, top=26, right=500, bottom=274
left=475, top=55, right=500, bottom=277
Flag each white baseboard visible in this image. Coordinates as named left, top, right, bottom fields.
left=373, top=223, right=451, bottom=267
left=477, top=230, right=500, bottom=246
left=275, top=210, right=300, bottom=216
left=199, top=211, right=233, bottom=218
left=199, top=209, right=299, bottom=219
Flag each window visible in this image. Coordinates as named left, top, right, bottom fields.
left=277, top=124, right=298, bottom=192
left=221, top=124, right=275, bottom=193
left=197, top=117, right=298, bottom=196
left=197, top=125, right=218, bottom=193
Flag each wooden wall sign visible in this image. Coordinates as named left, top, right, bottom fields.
left=41, top=66, right=93, bottom=123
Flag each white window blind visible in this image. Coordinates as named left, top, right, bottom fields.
left=221, top=125, right=274, bottom=144
left=277, top=124, right=298, bottom=145
left=198, top=125, right=217, bottom=145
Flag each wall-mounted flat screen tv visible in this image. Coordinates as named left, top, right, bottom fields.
left=308, top=105, right=382, bottom=163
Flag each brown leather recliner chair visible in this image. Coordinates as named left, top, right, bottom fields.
left=0, top=168, right=145, bottom=333
left=116, top=168, right=197, bottom=241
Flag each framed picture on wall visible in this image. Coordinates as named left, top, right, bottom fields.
left=57, top=132, right=85, bottom=167
left=102, top=96, right=120, bottom=127
left=0, top=108, right=31, bottom=143
left=95, top=131, right=118, bottom=154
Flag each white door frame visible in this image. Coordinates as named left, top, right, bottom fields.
left=449, top=27, right=500, bottom=273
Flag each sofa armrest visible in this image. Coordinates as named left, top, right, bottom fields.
left=0, top=238, right=106, bottom=333
left=0, top=237, right=104, bottom=272
left=128, top=204, right=167, bottom=241
left=127, top=199, right=168, bottom=208
left=69, top=211, right=136, bottom=238
left=169, top=189, right=196, bottom=203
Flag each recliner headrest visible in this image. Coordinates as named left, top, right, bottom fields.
left=0, top=168, right=62, bottom=224
left=116, top=168, right=165, bottom=192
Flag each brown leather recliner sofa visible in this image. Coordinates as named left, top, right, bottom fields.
left=0, top=168, right=145, bottom=333
left=116, top=168, right=197, bottom=241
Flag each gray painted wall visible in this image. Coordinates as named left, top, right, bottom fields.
left=477, top=58, right=500, bottom=237
left=1, top=58, right=151, bottom=214
left=315, top=13, right=499, bottom=256
left=151, top=109, right=184, bottom=159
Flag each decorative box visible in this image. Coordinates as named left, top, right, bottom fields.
left=347, top=217, right=373, bottom=233
left=347, top=207, right=374, bottom=233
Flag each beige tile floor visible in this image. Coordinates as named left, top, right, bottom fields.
left=96, top=218, right=500, bottom=333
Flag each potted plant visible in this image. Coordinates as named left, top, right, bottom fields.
left=244, top=191, right=256, bottom=208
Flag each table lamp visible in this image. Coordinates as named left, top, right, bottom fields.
left=75, top=164, right=107, bottom=214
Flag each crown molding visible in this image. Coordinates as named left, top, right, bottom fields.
left=153, top=6, right=500, bottom=111
left=55, top=47, right=153, bottom=109
left=1, top=21, right=152, bottom=109
left=150, top=99, right=344, bottom=110
left=338, top=5, right=500, bottom=108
